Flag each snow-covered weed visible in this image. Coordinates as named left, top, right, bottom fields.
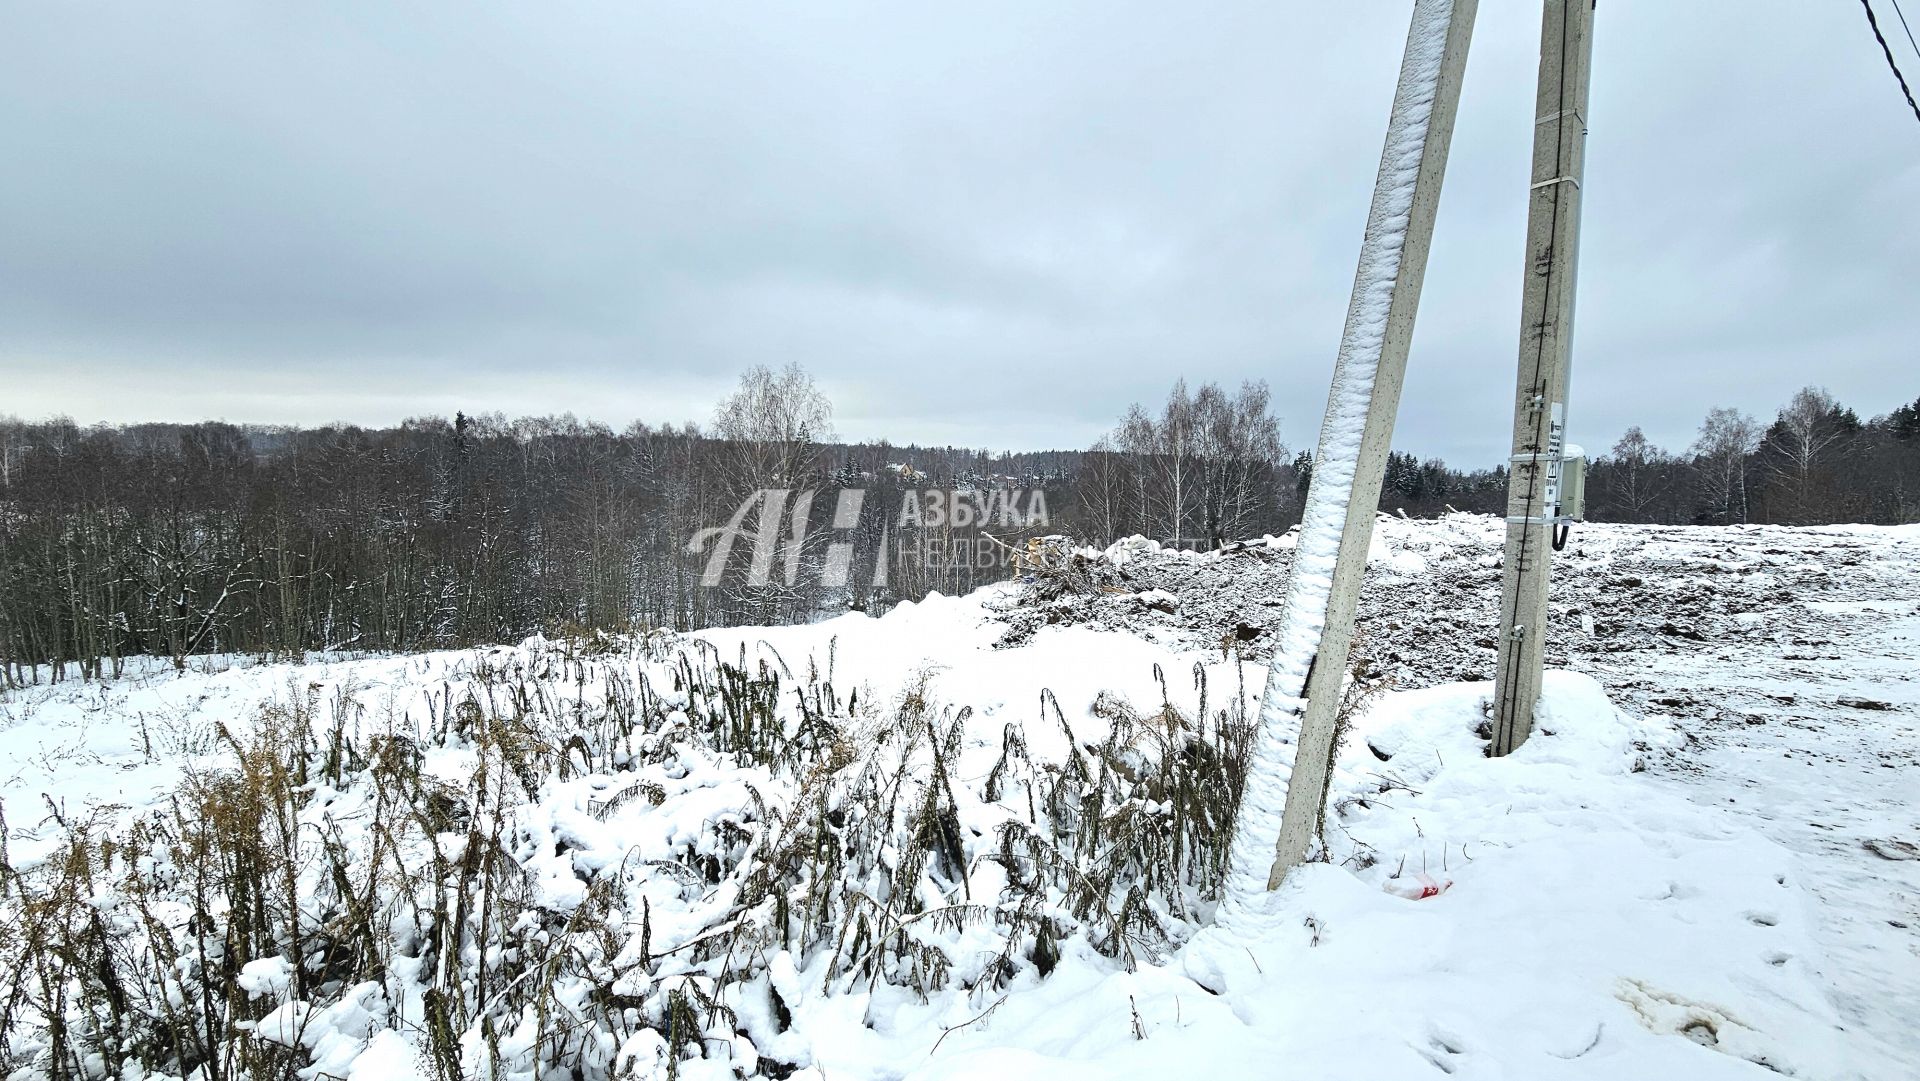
left=0, top=636, right=1262, bottom=1081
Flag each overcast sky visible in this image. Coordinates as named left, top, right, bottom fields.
left=3, top=1, right=1916, bottom=463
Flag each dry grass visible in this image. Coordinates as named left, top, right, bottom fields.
left=0, top=631, right=1370, bottom=1080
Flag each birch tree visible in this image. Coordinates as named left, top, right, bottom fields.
left=1758, top=386, right=1857, bottom=524
left=1691, top=407, right=1761, bottom=524
left=1604, top=426, right=1673, bottom=521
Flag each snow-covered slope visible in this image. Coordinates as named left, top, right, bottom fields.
left=1, top=517, right=1913, bottom=1080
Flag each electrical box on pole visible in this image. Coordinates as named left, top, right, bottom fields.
left=1490, top=0, right=1596, bottom=757
left=1559, top=445, right=1587, bottom=523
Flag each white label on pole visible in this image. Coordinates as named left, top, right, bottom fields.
left=1543, top=402, right=1566, bottom=515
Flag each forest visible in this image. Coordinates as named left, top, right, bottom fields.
left=3, top=366, right=1915, bottom=683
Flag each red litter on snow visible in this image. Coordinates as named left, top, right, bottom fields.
left=1384, top=872, right=1452, bottom=900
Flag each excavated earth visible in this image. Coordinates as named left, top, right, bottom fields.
left=992, top=515, right=1900, bottom=695
left=988, top=514, right=1920, bottom=1071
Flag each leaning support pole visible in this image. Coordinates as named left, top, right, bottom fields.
left=1490, top=0, right=1596, bottom=758
left=1220, top=0, right=1477, bottom=926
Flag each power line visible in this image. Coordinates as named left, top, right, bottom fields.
left=1890, top=0, right=1920, bottom=61
left=1861, top=0, right=1920, bottom=126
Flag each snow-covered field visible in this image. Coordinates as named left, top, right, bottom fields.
left=2, top=517, right=1914, bottom=1080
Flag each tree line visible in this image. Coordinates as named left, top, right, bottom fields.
left=0, top=366, right=1075, bottom=684
left=2, top=370, right=1913, bottom=682
left=1582, top=388, right=1920, bottom=526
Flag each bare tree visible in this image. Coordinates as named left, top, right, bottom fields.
left=1090, top=381, right=1286, bottom=548
left=1116, top=404, right=1156, bottom=537
left=1603, top=426, right=1672, bottom=521
left=703, top=364, right=836, bottom=622
left=711, top=363, right=835, bottom=488
left=1150, top=380, right=1196, bottom=545
left=1759, top=386, right=1856, bottom=524
left=1691, top=407, right=1761, bottom=524
left=0, top=416, right=24, bottom=489
left=1194, top=381, right=1285, bottom=547
left=1073, top=435, right=1129, bottom=543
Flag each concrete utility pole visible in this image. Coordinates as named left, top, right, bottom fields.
left=1224, top=0, right=1478, bottom=909
left=1490, top=0, right=1596, bottom=757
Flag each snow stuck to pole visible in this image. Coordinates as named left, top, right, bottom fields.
left=1219, top=0, right=1472, bottom=933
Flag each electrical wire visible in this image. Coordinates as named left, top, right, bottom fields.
left=1889, top=0, right=1920, bottom=61
left=1862, top=0, right=1920, bottom=125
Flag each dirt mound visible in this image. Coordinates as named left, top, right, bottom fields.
left=988, top=514, right=1900, bottom=694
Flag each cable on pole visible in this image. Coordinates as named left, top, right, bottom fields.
left=1861, top=0, right=1920, bottom=126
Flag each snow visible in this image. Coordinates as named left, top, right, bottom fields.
left=237, top=956, right=294, bottom=999
left=346, top=1029, right=431, bottom=1081
left=250, top=1000, right=311, bottom=1048
left=1610, top=578, right=1920, bottom=1073
left=2, top=517, right=1914, bottom=1080
left=1223, top=0, right=1462, bottom=931
left=1176, top=673, right=1847, bottom=1079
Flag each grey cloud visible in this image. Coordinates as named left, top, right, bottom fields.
left=2, top=1, right=1914, bottom=463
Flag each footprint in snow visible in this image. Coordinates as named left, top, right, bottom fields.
left=1413, top=1028, right=1465, bottom=1074
left=1616, top=980, right=1790, bottom=1075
